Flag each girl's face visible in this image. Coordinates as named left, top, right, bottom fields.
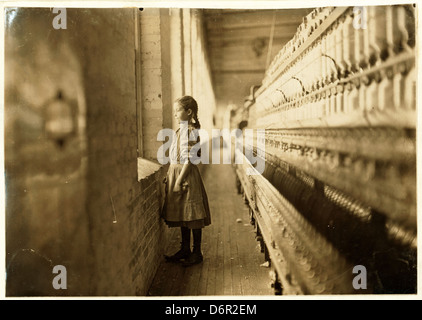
left=173, top=102, right=191, bottom=123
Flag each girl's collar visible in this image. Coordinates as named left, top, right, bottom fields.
left=176, top=122, right=195, bottom=130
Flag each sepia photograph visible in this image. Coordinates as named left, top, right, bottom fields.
left=2, top=0, right=419, bottom=300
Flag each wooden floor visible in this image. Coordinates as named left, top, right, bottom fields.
left=148, top=164, right=273, bottom=297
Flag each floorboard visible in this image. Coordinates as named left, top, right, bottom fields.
left=148, top=164, right=273, bottom=297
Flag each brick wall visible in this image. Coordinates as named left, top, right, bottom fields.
left=140, top=8, right=170, bottom=160
left=5, top=8, right=168, bottom=296
left=72, top=8, right=169, bottom=296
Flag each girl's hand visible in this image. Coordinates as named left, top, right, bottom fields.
left=173, top=180, right=182, bottom=193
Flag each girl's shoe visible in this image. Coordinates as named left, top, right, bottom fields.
left=182, top=251, right=203, bottom=267
left=164, top=247, right=191, bottom=262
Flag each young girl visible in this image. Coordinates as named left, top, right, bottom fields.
left=161, top=95, right=211, bottom=266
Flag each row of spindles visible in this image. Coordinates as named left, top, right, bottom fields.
left=258, top=5, right=416, bottom=127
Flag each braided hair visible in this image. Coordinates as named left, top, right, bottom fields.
left=176, top=95, right=201, bottom=129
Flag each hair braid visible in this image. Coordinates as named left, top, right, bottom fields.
left=192, top=112, right=201, bottom=129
